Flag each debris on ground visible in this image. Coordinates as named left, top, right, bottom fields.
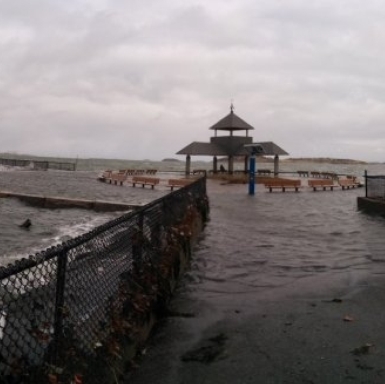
left=181, top=333, right=228, bottom=364
left=351, top=343, right=374, bottom=356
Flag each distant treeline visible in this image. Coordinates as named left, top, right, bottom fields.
left=217, top=156, right=369, bottom=165
left=285, top=157, right=368, bottom=165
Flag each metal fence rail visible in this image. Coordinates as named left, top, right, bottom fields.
left=0, top=177, right=209, bottom=383
left=364, top=171, right=385, bottom=198
left=0, top=157, right=75, bottom=171
left=0, top=158, right=30, bottom=167
left=47, top=161, right=76, bottom=171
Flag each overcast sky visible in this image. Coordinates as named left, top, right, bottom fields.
left=1, top=0, right=385, bottom=162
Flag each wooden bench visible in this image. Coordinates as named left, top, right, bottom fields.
left=109, top=172, right=127, bottom=185
left=97, top=170, right=112, bottom=182
left=264, top=179, right=301, bottom=192
left=132, top=176, right=160, bottom=189
left=258, top=169, right=271, bottom=176
left=346, top=175, right=359, bottom=182
left=99, top=171, right=127, bottom=185
left=297, top=170, right=309, bottom=177
left=168, top=179, right=192, bottom=191
left=308, top=179, right=336, bottom=191
left=321, top=172, right=338, bottom=179
left=338, top=179, right=360, bottom=190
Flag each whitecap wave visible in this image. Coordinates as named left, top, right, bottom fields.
left=0, top=165, right=25, bottom=172
left=2, top=215, right=118, bottom=264
left=41, top=215, right=115, bottom=245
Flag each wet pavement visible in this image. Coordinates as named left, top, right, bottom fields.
left=125, top=180, right=385, bottom=384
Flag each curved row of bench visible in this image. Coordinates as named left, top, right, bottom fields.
left=297, top=170, right=339, bottom=179
left=98, top=172, right=193, bottom=190
left=265, top=178, right=362, bottom=192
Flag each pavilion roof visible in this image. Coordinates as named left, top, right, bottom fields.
left=256, top=142, right=289, bottom=156
left=176, top=142, right=228, bottom=156
left=176, top=141, right=289, bottom=156
left=209, top=110, right=254, bottom=131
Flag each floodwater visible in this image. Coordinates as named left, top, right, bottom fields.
left=2, top=166, right=385, bottom=383
left=1, top=167, right=383, bottom=274
left=0, top=169, right=169, bottom=263
left=126, top=180, right=385, bottom=384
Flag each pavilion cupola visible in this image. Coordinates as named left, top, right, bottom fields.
left=209, top=104, right=254, bottom=137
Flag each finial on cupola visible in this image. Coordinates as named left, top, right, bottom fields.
left=230, top=100, right=234, bottom=113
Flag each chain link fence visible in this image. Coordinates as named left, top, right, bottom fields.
left=0, top=177, right=209, bottom=383
left=365, top=173, right=385, bottom=199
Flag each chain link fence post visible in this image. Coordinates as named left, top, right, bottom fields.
left=51, top=248, right=68, bottom=367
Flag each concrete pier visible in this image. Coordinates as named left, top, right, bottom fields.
left=0, top=190, right=139, bottom=212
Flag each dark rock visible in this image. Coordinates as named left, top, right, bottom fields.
left=19, top=219, right=32, bottom=229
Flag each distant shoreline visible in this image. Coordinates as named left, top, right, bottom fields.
left=218, top=156, right=370, bottom=165
left=0, top=152, right=379, bottom=166
left=283, top=157, right=368, bottom=165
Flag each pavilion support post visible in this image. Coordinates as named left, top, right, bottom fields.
left=274, top=155, right=279, bottom=177
left=228, top=156, right=234, bottom=175
left=248, top=154, right=256, bottom=195
left=244, top=155, right=249, bottom=173
left=213, top=156, right=218, bottom=174
left=185, top=154, right=191, bottom=176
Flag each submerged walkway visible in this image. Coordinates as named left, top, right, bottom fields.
left=126, top=180, right=385, bottom=384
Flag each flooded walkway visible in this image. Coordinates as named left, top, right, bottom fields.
left=126, top=180, right=385, bottom=384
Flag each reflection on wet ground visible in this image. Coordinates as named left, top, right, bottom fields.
left=126, top=179, right=385, bottom=384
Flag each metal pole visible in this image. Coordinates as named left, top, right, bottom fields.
left=52, top=249, right=68, bottom=365
left=249, top=155, right=255, bottom=195
left=186, top=155, right=191, bottom=176
left=364, top=169, right=368, bottom=198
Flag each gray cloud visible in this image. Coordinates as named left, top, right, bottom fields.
left=1, top=0, right=385, bottom=161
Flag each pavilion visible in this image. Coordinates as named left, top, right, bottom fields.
left=176, top=105, right=289, bottom=175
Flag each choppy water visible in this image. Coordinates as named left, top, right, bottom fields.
left=3, top=160, right=385, bottom=383
left=1, top=160, right=384, bottom=272
left=126, top=176, right=385, bottom=384
left=195, top=181, right=385, bottom=294
left=0, top=169, right=172, bottom=263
